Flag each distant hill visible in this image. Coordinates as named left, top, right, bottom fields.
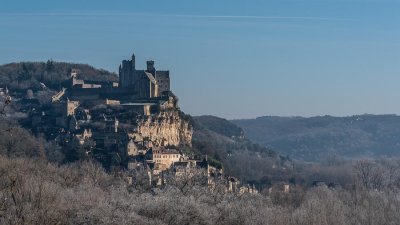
left=0, top=61, right=117, bottom=93
left=232, top=115, right=400, bottom=161
left=193, top=115, right=244, bottom=139
left=193, top=115, right=277, bottom=158
left=193, top=115, right=291, bottom=184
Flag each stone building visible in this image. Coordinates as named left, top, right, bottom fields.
left=152, top=147, right=182, bottom=173
left=227, top=177, right=240, bottom=193
left=73, top=128, right=93, bottom=145
left=119, top=54, right=170, bottom=98
left=58, top=53, right=173, bottom=105
left=126, top=139, right=147, bottom=156
left=239, top=184, right=259, bottom=195
left=45, top=52, right=192, bottom=172
left=66, top=99, right=79, bottom=116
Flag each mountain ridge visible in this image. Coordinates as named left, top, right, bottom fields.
left=232, top=114, right=400, bottom=161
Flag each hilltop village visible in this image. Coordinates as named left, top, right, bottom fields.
left=11, top=53, right=257, bottom=193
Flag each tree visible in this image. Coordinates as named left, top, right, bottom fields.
left=45, top=59, right=54, bottom=71
left=354, top=160, right=384, bottom=190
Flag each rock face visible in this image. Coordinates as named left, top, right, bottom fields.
left=137, top=110, right=192, bottom=148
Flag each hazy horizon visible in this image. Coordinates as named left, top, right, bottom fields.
left=1, top=0, right=400, bottom=119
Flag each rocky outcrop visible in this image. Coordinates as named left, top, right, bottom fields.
left=137, top=110, right=192, bottom=148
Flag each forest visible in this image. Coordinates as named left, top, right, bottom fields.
left=233, top=115, right=400, bottom=161
left=2, top=154, right=400, bottom=225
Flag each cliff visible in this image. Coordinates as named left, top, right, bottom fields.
left=137, top=110, right=193, bottom=148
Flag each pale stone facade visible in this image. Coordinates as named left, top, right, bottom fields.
left=66, top=99, right=79, bottom=116
left=152, top=147, right=182, bottom=172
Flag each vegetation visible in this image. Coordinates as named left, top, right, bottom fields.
left=0, top=61, right=117, bottom=93
left=0, top=100, right=398, bottom=225
left=194, top=115, right=244, bottom=138
left=232, top=115, right=400, bottom=161
left=2, top=61, right=399, bottom=224
left=2, top=155, right=400, bottom=225
left=192, top=116, right=283, bottom=184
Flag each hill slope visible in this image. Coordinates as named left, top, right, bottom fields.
left=0, top=61, right=117, bottom=93
left=193, top=116, right=291, bottom=184
left=232, top=115, right=400, bottom=161
left=0, top=61, right=290, bottom=184
left=193, top=115, right=244, bottom=139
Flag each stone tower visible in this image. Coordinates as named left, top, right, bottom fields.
left=131, top=53, right=136, bottom=70
left=146, top=60, right=155, bottom=75
left=118, top=53, right=171, bottom=98
left=119, top=53, right=136, bottom=88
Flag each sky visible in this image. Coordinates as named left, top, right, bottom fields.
left=1, top=0, right=400, bottom=119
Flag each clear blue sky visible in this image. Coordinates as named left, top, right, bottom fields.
left=1, top=0, right=400, bottom=119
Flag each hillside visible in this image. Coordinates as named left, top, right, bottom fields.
left=0, top=61, right=290, bottom=185
left=193, top=115, right=244, bottom=139
left=0, top=61, right=117, bottom=93
left=232, top=115, right=400, bottom=161
left=193, top=116, right=291, bottom=184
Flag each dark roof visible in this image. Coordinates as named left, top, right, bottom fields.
left=20, top=98, right=40, bottom=105
left=173, top=162, right=189, bottom=167
left=146, top=148, right=153, bottom=154
left=152, top=147, right=179, bottom=154
left=196, top=158, right=209, bottom=169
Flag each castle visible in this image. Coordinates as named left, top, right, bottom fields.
left=119, top=54, right=170, bottom=98
left=25, top=53, right=220, bottom=187
left=20, top=53, right=255, bottom=193
left=63, top=54, right=175, bottom=105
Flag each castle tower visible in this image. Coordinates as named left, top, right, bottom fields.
left=131, top=53, right=136, bottom=70
left=118, top=53, right=171, bottom=98
left=146, top=60, right=155, bottom=75
left=119, top=53, right=137, bottom=88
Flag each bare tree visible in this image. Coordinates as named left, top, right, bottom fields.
left=354, top=160, right=384, bottom=190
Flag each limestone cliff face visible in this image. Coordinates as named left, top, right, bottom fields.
left=137, top=110, right=192, bottom=148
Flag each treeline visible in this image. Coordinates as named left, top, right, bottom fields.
left=2, top=155, right=400, bottom=225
